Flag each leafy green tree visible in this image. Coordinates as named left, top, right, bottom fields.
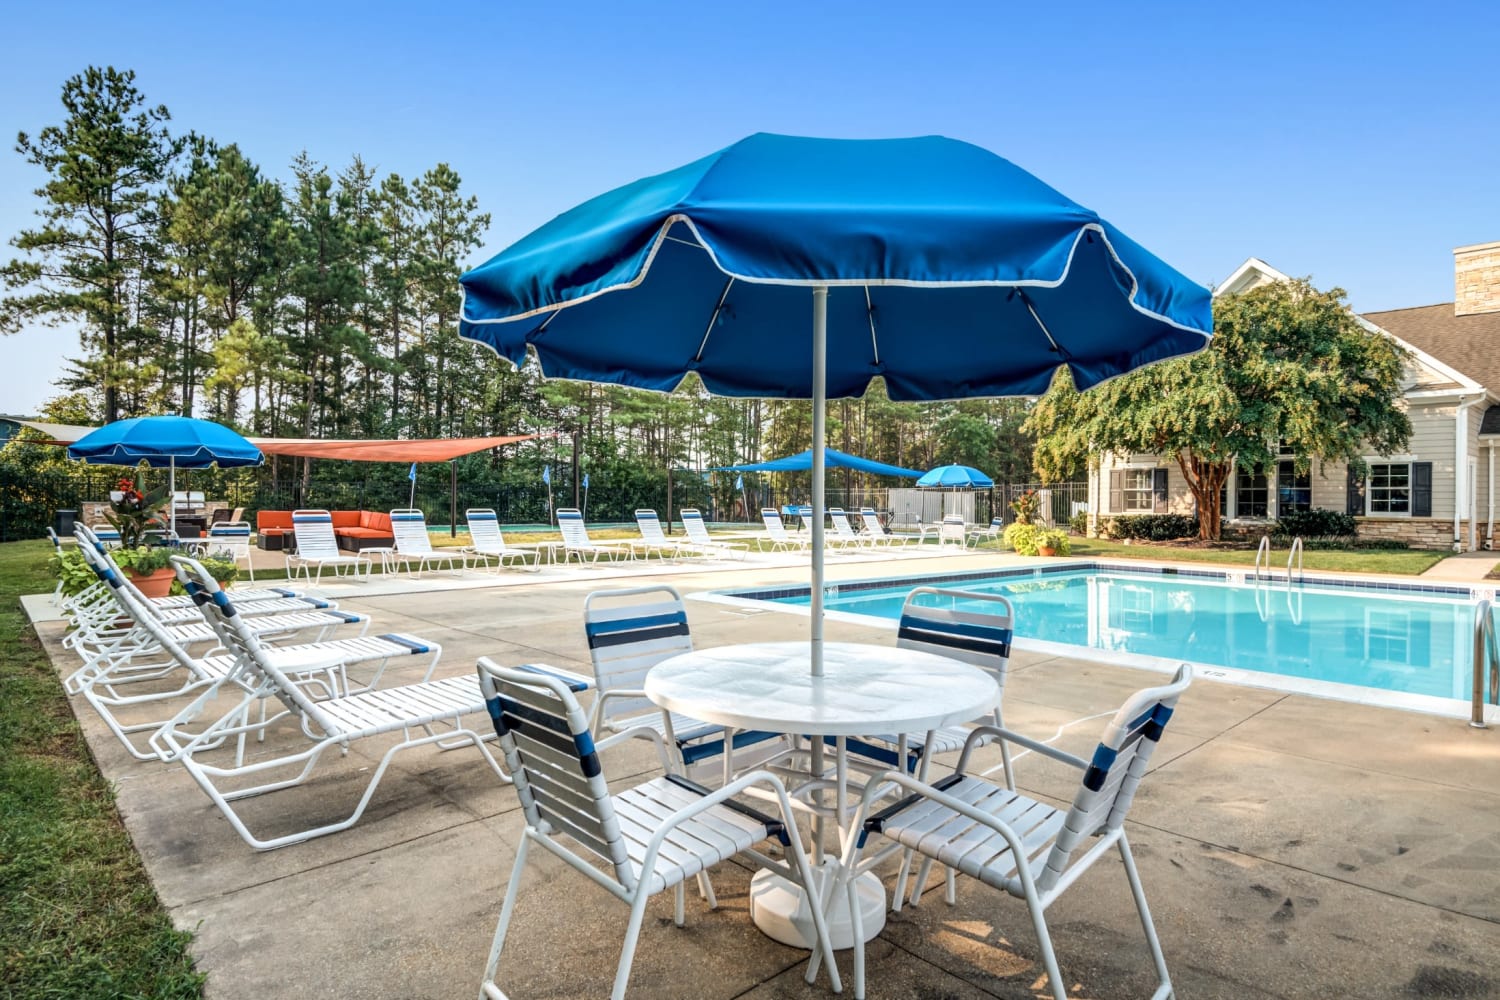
left=1025, top=278, right=1411, bottom=540
left=1, top=67, right=178, bottom=422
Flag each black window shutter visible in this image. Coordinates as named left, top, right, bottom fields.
left=1412, top=462, right=1433, bottom=517
left=1346, top=466, right=1365, bottom=515
left=1153, top=468, right=1169, bottom=513
left=1109, top=470, right=1123, bottom=512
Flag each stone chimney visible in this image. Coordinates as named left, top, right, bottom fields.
left=1455, top=242, right=1500, bottom=316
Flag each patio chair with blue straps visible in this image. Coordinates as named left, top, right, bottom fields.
left=462, top=508, right=541, bottom=572
left=286, top=509, right=372, bottom=583
left=195, top=519, right=256, bottom=581
left=387, top=508, right=466, bottom=577
left=819, top=664, right=1193, bottom=1000
left=629, top=508, right=692, bottom=561
left=474, top=658, right=841, bottom=1000
left=557, top=508, right=633, bottom=564
left=756, top=508, right=810, bottom=552
left=583, top=585, right=783, bottom=783
left=679, top=508, right=748, bottom=560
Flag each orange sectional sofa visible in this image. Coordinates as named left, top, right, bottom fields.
left=255, top=510, right=395, bottom=551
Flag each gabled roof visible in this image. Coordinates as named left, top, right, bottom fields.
left=1361, top=303, right=1500, bottom=397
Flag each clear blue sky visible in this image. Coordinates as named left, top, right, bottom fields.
left=3, top=0, right=1497, bottom=414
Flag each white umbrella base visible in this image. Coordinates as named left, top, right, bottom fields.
left=748, top=859, right=885, bottom=950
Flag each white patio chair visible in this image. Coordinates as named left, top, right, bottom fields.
left=967, top=516, right=1003, bottom=549
left=196, top=519, right=256, bottom=581
left=461, top=508, right=540, bottom=572
left=582, top=586, right=784, bottom=784
left=756, top=507, right=810, bottom=552
left=857, top=507, right=908, bottom=547
left=938, top=514, right=968, bottom=549
left=150, top=558, right=507, bottom=850
left=679, top=508, right=749, bottom=560
left=286, top=510, right=372, bottom=582
left=474, top=659, right=841, bottom=1000
left=556, top=508, right=632, bottom=564
left=387, top=508, right=466, bottom=577
left=821, top=665, right=1193, bottom=1000
left=828, top=507, right=873, bottom=550
left=79, top=557, right=443, bottom=762
left=629, top=508, right=692, bottom=561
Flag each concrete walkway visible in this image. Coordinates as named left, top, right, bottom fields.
left=31, top=551, right=1500, bottom=999
left=1422, top=549, right=1500, bottom=582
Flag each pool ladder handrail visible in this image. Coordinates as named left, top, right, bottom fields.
left=1472, top=598, right=1499, bottom=729
left=1253, top=536, right=1271, bottom=582
left=1287, top=536, right=1304, bottom=585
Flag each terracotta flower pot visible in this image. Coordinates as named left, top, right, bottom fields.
left=1037, top=546, right=1057, bottom=557
left=126, top=566, right=177, bottom=599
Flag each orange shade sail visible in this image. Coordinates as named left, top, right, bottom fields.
left=249, top=435, right=535, bottom=462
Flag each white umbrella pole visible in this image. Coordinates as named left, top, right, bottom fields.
left=810, top=286, right=828, bottom=678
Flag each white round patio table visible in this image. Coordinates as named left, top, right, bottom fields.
left=645, top=640, right=1000, bottom=950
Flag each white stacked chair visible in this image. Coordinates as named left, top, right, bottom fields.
left=79, top=555, right=443, bottom=762
left=756, top=508, right=810, bottom=552
left=387, top=508, right=465, bottom=577
left=286, top=509, right=372, bottom=582
left=678, top=508, right=748, bottom=559
left=151, top=557, right=507, bottom=850
left=474, top=658, right=840, bottom=1000
left=556, top=508, right=632, bottom=564
left=821, top=665, right=1193, bottom=1000
left=461, top=508, right=540, bottom=572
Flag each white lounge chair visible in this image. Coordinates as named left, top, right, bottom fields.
left=461, top=508, right=540, bottom=572
left=828, top=507, right=873, bottom=550
left=79, top=556, right=443, bottom=762
left=286, top=510, right=372, bottom=582
left=858, top=507, right=909, bottom=546
left=822, top=665, right=1193, bottom=1000
left=629, top=509, right=692, bottom=561
left=556, top=508, right=632, bottom=564
left=151, top=559, right=507, bottom=850
left=474, top=659, right=841, bottom=1000
left=967, top=516, right=1003, bottom=549
left=679, top=508, right=749, bottom=560
left=386, top=508, right=466, bottom=577
left=194, top=519, right=256, bottom=580
left=756, top=508, right=810, bottom=552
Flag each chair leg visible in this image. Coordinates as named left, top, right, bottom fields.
left=479, top=835, right=530, bottom=1000
left=611, top=890, right=652, bottom=1000
left=848, top=874, right=866, bottom=999
left=673, top=882, right=686, bottom=927
left=1119, top=835, right=1174, bottom=999
left=1021, top=887, right=1069, bottom=1000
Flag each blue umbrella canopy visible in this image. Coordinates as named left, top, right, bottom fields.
left=916, top=464, right=995, bottom=488
left=68, top=415, right=262, bottom=468
left=457, top=134, right=1212, bottom=676
left=717, top=448, right=922, bottom=478
left=459, top=133, right=1211, bottom=399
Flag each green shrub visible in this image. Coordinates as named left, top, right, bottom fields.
left=1036, top=527, right=1072, bottom=555
left=1273, top=508, right=1356, bottom=538
left=48, top=547, right=96, bottom=597
left=1105, top=514, right=1199, bottom=541
left=1003, top=522, right=1040, bottom=556
left=1069, top=512, right=1088, bottom=535
left=1301, top=536, right=1409, bottom=551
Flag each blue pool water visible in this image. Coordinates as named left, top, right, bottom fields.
left=755, top=568, right=1479, bottom=703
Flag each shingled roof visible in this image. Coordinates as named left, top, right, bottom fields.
left=1363, top=302, right=1500, bottom=395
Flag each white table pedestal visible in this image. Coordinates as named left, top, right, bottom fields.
left=749, top=859, right=886, bottom=950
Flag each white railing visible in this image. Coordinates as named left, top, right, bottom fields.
left=1473, top=599, right=1499, bottom=729
left=1253, top=536, right=1271, bottom=582
left=1286, top=536, right=1304, bottom=585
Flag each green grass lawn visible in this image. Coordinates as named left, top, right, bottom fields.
left=1049, top=536, right=1450, bottom=576
left=0, top=539, right=203, bottom=999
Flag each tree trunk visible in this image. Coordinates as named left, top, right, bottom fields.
left=1173, top=450, right=1231, bottom=541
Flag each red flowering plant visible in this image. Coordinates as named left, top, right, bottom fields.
left=105, top=474, right=171, bottom=551
left=1009, top=488, right=1041, bottom=526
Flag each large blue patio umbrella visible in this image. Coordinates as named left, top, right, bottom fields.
left=916, top=464, right=995, bottom=489
left=460, top=134, right=1212, bottom=676
left=68, top=415, right=262, bottom=535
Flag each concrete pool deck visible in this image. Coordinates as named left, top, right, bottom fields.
left=29, top=549, right=1500, bottom=999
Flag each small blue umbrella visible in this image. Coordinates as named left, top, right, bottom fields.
left=716, top=448, right=922, bottom=478
left=459, top=134, right=1212, bottom=676
left=68, top=415, right=262, bottom=534
left=916, top=464, right=995, bottom=489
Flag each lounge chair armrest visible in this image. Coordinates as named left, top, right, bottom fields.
left=509, top=663, right=592, bottom=692
left=960, top=724, right=1088, bottom=770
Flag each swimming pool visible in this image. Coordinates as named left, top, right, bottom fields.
left=706, top=564, right=1491, bottom=719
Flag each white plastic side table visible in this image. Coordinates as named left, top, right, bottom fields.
left=645, top=641, right=999, bottom=950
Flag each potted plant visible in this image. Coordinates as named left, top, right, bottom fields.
left=1036, top=527, right=1072, bottom=557
left=49, top=548, right=97, bottom=598
left=103, top=475, right=175, bottom=597
left=1009, top=488, right=1041, bottom=526
left=195, top=554, right=241, bottom=590
left=1002, top=522, right=1040, bottom=556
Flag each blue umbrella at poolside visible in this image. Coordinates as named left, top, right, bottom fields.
left=459, top=133, right=1212, bottom=676
left=68, top=415, right=262, bottom=535
left=916, top=464, right=995, bottom=489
